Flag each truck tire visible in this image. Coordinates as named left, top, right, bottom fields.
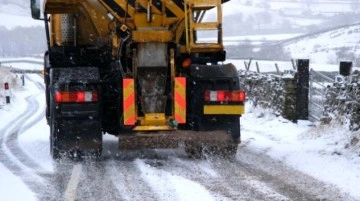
left=216, top=117, right=240, bottom=160
left=50, top=119, right=60, bottom=159
left=228, top=117, right=241, bottom=141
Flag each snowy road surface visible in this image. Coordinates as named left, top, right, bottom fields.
left=0, top=74, right=359, bottom=201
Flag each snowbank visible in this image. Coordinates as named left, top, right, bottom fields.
left=243, top=103, right=360, bottom=199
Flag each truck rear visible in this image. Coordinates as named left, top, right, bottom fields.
left=30, top=0, right=245, bottom=159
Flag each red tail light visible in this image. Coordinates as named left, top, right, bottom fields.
left=217, top=91, right=225, bottom=101
left=55, top=91, right=98, bottom=103
left=204, top=90, right=245, bottom=102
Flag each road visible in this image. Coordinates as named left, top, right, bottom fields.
left=0, top=74, right=355, bottom=201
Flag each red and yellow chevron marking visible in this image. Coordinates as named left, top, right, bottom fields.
left=123, top=78, right=136, bottom=126
left=174, top=77, right=186, bottom=124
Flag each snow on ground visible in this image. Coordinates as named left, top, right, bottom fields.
left=202, top=34, right=304, bottom=46
left=17, top=76, right=53, bottom=173
left=284, top=24, right=360, bottom=64
left=0, top=75, right=41, bottom=201
left=0, top=60, right=360, bottom=200
left=224, top=34, right=304, bottom=41
left=136, top=159, right=217, bottom=201
left=0, top=164, right=37, bottom=201
left=242, top=103, right=360, bottom=199
left=269, top=1, right=353, bottom=13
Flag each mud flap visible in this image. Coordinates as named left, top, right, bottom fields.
left=56, top=119, right=102, bottom=152
left=49, top=67, right=103, bottom=159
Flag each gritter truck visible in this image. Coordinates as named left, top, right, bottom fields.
left=30, top=0, right=245, bottom=159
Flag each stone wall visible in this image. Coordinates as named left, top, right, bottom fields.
left=239, top=67, right=359, bottom=131
left=239, top=70, right=298, bottom=122
left=322, top=71, right=360, bottom=131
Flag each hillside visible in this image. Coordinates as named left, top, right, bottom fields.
left=0, top=1, right=43, bottom=29
left=0, top=1, right=45, bottom=57
left=284, top=24, right=360, bottom=65
left=220, top=0, right=360, bottom=36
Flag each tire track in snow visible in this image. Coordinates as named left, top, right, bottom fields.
left=165, top=158, right=243, bottom=201
left=0, top=95, right=48, bottom=198
left=208, top=159, right=291, bottom=200
left=0, top=75, right=54, bottom=200
left=231, top=142, right=357, bottom=201
left=3, top=75, right=49, bottom=176
left=72, top=161, right=124, bottom=201
left=5, top=95, right=49, bottom=175
left=46, top=160, right=81, bottom=201
left=106, top=160, right=157, bottom=201
left=149, top=156, right=293, bottom=201
left=135, top=158, right=217, bottom=201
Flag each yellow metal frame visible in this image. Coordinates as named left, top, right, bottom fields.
left=45, top=0, right=225, bottom=53
left=134, top=113, right=173, bottom=131
left=132, top=30, right=173, bottom=42
left=45, top=0, right=111, bottom=47
left=184, top=0, right=190, bottom=53
left=184, top=0, right=223, bottom=53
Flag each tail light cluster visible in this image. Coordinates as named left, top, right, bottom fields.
left=55, top=91, right=98, bottom=103
left=204, top=90, right=245, bottom=102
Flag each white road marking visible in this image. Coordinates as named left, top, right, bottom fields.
left=64, top=163, right=82, bottom=201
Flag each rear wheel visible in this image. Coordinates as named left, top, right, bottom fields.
left=50, top=119, right=60, bottom=159
left=228, top=117, right=241, bottom=141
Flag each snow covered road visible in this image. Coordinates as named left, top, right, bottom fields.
left=0, top=74, right=359, bottom=201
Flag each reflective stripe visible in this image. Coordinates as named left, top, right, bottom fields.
left=174, top=77, right=186, bottom=123
left=123, top=78, right=136, bottom=125
left=203, top=105, right=245, bottom=115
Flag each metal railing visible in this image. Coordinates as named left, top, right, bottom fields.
left=308, top=69, right=333, bottom=121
